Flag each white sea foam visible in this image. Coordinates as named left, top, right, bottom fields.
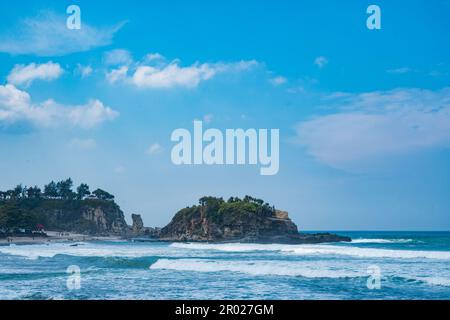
left=171, top=242, right=285, bottom=252
left=0, top=242, right=175, bottom=260
left=2, top=241, right=450, bottom=261
left=283, top=246, right=450, bottom=260
left=171, top=243, right=450, bottom=260
left=415, top=277, right=450, bottom=287
left=150, top=258, right=363, bottom=279
left=351, top=238, right=414, bottom=244
left=150, top=258, right=450, bottom=287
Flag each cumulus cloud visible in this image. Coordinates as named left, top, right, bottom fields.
left=133, top=60, right=257, bottom=89
left=132, top=63, right=216, bottom=89
left=0, top=11, right=124, bottom=56
left=314, top=56, right=329, bottom=69
left=0, top=84, right=118, bottom=129
left=294, top=87, right=450, bottom=170
left=7, top=62, right=63, bottom=87
left=106, top=53, right=258, bottom=89
left=67, top=100, right=119, bottom=129
left=106, top=66, right=129, bottom=84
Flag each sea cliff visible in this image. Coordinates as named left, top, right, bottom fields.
left=158, top=196, right=351, bottom=244
left=0, top=198, right=129, bottom=236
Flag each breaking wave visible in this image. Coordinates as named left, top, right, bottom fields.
left=150, top=258, right=363, bottom=279
left=415, top=277, right=450, bottom=287
left=351, top=238, right=414, bottom=244
left=0, top=242, right=172, bottom=260
left=170, top=243, right=450, bottom=260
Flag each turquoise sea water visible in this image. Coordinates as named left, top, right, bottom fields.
left=1, top=231, right=450, bottom=300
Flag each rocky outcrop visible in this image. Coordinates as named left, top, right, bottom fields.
left=131, top=214, right=144, bottom=233
left=129, top=214, right=161, bottom=238
left=158, top=197, right=351, bottom=244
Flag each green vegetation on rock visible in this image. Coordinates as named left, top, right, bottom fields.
left=0, top=179, right=126, bottom=234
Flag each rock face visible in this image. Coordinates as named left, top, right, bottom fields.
left=131, top=214, right=144, bottom=233
left=159, top=197, right=351, bottom=244
left=0, top=198, right=129, bottom=235
left=129, top=214, right=161, bottom=238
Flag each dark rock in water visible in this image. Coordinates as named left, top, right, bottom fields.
left=248, top=232, right=351, bottom=244
left=158, top=196, right=351, bottom=244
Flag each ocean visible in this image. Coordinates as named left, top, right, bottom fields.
left=1, top=231, right=450, bottom=300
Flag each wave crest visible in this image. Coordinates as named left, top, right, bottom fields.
left=171, top=243, right=450, bottom=260
left=150, top=258, right=362, bottom=279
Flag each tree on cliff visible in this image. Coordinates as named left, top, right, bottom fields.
left=1, top=179, right=116, bottom=202
left=27, top=186, right=42, bottom=199
left=76, top=183, right=90, bottom=200
left=44, top=181, right=58, bottom=198
left=199, top=196, right=225, bottom=207
left=56, top=178, right=76, bottom=200
left=12, top=185, right=24, bottom=200
left=92, top=189, right=114, bottom=201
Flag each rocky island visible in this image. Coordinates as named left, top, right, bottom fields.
left=158, top=196, right=350, bottom=244
left=1, top=179, right=350, bottom=244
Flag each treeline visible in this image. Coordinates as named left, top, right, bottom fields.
left=199, top=195, right=274, bottom=208
left=198, top=195, right=276, bottom=215
left=0, top=178, right=114, bottom=201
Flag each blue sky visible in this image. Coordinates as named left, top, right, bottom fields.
left=0, top=0, right=449, bottom=230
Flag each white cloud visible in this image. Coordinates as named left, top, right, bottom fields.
left=106, top=66, right=129, bottom=84
left=7, top=62, right=63, bottom=87
left=294, top=87, right=450, bottom=170
left=0, top=84, right=30, bottom=123
left=270, top=76, right=287, bottom=86
left=106, top=53, right=258, bottom=89
left=132, top=59, right=257, bottom=89
left=0, top=84, right=118, bottom=129
left=143, top=53, right=165, bottom=64
left=69, top=138, right=96, bottom=150
left=314, top=56, right=329, bottom=69
left=75, top=64, right=93, bottom=78
left=132, top=63, right=216, bottom=89
left=103, top=49, right=133, bottom=66
left=67, top=99, right=119, bottom=129
left=146, top=143, right=162, bottom=155
left=0, top=11, right=124, bottom=56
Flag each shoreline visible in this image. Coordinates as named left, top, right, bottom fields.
left=0, top=231, right=124, bottom=246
